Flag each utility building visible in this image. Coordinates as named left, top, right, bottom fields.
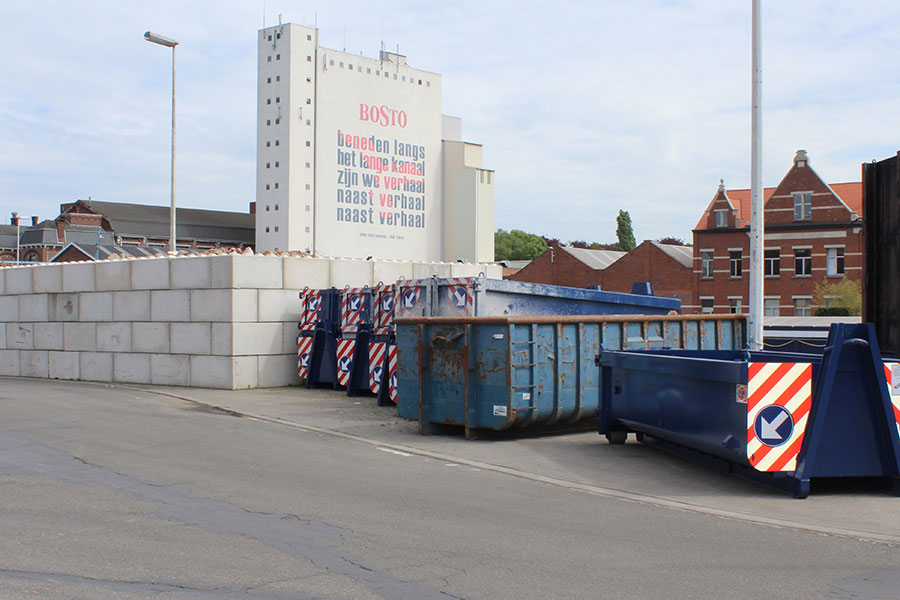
left=256, top=23, right=494, bottom=262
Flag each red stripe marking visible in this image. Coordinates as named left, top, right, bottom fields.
left=748, top=362, right=765, bottom=380
left=748, top=363, right=794, bottom=411
left=893, top=404, right=900, bottom=426
left=768, top=428, right=806, bottom=472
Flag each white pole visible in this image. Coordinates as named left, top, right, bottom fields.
left=15, top=214, right=20, bottom=263
left=169, top=44, right=177, bottom=253
left=748, top=0, right=764, bottom=350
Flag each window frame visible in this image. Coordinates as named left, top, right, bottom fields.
left=794, top=247, right=812, bottom=276
left=729, top=249, right=743, bottom=278
left=793, top=191, right=812, bottom=221
left=764, top=248, right=780, bottom=277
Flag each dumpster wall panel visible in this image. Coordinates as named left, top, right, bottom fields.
left=864, top=152, right=900, bottom=357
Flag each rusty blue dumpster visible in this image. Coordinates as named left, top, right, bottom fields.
left=396, top=313, right=746, bottom=438
left=597, top=323, right=900, bottom=497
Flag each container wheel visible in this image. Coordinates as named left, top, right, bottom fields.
left=606, top=430, right=627, bottom=445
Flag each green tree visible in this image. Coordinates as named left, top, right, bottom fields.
left=813, top=279, right=862, bottom=316
left=614, top=210, right=636, bottom=252
left=494, top=229, right=548, bottom=261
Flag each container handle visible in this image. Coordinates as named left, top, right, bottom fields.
left=432, top=331, right=465, bottom=345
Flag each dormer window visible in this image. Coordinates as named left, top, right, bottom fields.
left=793, top=192, right=812, bottom=221
left=714, top=209, right=728, bottom=228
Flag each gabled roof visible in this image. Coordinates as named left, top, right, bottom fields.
left=694, top=182, right=862, bottom=231
left=559, top=245, right=626, bottom=270
left=49, top=243, right=173, bottom=262
left=652, top=243, right=693, bottom=268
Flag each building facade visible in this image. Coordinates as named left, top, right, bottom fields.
left=256, top=23, right=494, bottom=262
left=690, top=150, right=863, bottom=315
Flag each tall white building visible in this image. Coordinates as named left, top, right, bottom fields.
left=256, top=23, right=494, bottom=262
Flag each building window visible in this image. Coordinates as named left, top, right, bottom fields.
left=275, top=161, right=279, bottom=167
left=307, top=56, right=312, bottom=62
left=276, top=54, right=281, bottom=60
left=276, top=75, right=280, bottom=81
left=266, top=141, right=271, bottom=147
left=275, top=96, right=280, bottom=103
left=306, top=98, right=311, bottom=104
left=793, top=297, right=813, bottom=317
left=307, top=34, right=312, bottom=41
left=275, top=140, right=279, bottom=146
left=305, top=184, right=311, bottom=190
left=794, top=248, right=812, bottom=276
left=701, top=251, right=714, bottom=278
left=306, top=205, right=311, bottom=211
left=274, top=226, right=279, bottom=232
left=329, top=60, right=334, bottom=66
left=267, top=56, right=272, bottom=62
left=305, top=161, right=310, bottom=168
left=265, top=184, right=270, bottom=190
left=826, top=247, right=845, bottom=276
left=274, top=183, right=279, bottom=189
left=715, top=209, right=728, bottom=228
left=729, top=298, right=742, bottom=314
left=267, top=35, right=272, bottom=42
left=764, top=297, right=780, bottom=316
left=305, top=226, right=310, bottom=232
left=305, top=140, right=311, bottom=147
left=275, top=118, right=280, bottom=124
left=276, top=32, right=281, bottom=40
left=306, top=119, right=311, bottom=125
left=266, top=77, right=271, bottom=84
left=764, top=249, right=780, bottom=277
left=700, top=298, right=714, bottom=314
left=265, top=162, right=270, bottom=168
left=274, top=204, right=279, bottom=210
left=266, top=98, right=271, bottom=105
left=729, top=250, right=742, bottom=277
left=793, top=192, right=812, bottom=221
left=367, top=68, right=371, bottom=74
left=266, top=119, right=271, bottom=126
left=265, top=205, right=270, bottom=211
left=265, top=226, right=270, bottom=233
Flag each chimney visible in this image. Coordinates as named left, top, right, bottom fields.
left=10, top=211, right=18, bottom=226
left=249, top=201, right=256, bottom=215
left=794, top=149, right=809, bottom=168
left=57, top=221, right=66, bottom=244
left=31, top=216, right=38, bottom=226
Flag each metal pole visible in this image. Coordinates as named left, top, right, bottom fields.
left=169, top=44, right=177, bottom=253
left=748, top=0, right=764, bottom=350
left=15, top=215, right=20, bottom=263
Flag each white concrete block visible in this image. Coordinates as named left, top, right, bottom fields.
left=150, top=354, right=191, bottom=386
left=96, top=260, right=132, bottom=291
left=0, top=295, right=18, bottom=321
left=210, top=323, right=232, bottom=356
left=96, top=322, right=131, bottom=352
left=232, top=255, right=283, bottom=289
left=171, top=256, right=211, bottom=289
left=150, top=290, right=190, bottom=322
left=114, top=353, right=151, bottom=384
left=7, top=323, right=33, bottom=349
left=170, top=322, right=211, bottom=355
left=19, top=294, right=49, bottom=322
left=413, top=262, right=451, bottom=279
left=132, top=323, right=170, bottom=353
left=209, top=255, right=235, bottom=288
left=373, top=260, right=414, bottom=284
left=5, top=267, right=33, bottom=294
left=283, top=257, right=331, bottom=290
left=258, top=290, right=301, bottom=322
left=0, top=350, right=19, bottom=376
left=33, top=264, right=63, bottom=293
left=20, top=350, right=49, bottom=378
left=80, top=352, right=113, bottom=382
left=0, top=323, right=5, bottom=349
left=231, top=322, right=283, bottom=355
left=190, top=355, right=258, bottom=389
left=62, top=262, right=96, bottom=292
left=482, top=264, right=503, bottom=279
left=450, top=263, right=487, bottom=278
left=113, top=291, right=151, bottom=321
left=49, top=293, right=81, bottom=321
left=34, top=322, right=64, bottom=350
left=64, top=323, right=96, bottom=351
left=282, top=322, right=300, bottom=354
left=190, top=289, right=231, bottom=322
left=131, top=257, right=170, bottom=290
left=331, top=259, right=374, bottom=288
left=78, top=292, right=112, bottom=322
left=49, top=351, right=79, bottom=380
left=0, top=268, right=4, bottom=294
left=258, top=354, right=301, bottom=387
left=233, top=290, right=258, bottom=322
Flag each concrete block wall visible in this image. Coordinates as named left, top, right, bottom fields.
left=0, top=255, right=500, bottom=389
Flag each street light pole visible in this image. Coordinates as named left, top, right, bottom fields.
left=144, top=31, right=179, bottom=253
left=748, top=0, right=764, bottom=350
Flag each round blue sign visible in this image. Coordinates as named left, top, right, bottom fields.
left=338, top=356, right=352, bottom=373
left=753, top=404, right=793, bottom=447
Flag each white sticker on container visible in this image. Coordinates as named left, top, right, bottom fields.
left=522, top=393, right=531, bottom=401
left=893, top=364, right=900, bottom=395
left=493, top=405, right=508, bottom=417
left=492, top=333, right=504, bottom=340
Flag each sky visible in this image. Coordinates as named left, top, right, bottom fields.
left=1, top=1, right=898, bottom=246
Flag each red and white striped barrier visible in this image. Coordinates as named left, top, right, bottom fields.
left=299, top=289, right=322, bottom=331
left=747, top=362, right=813, bottom=472
left=885, top=363, right=900, bottom=436
left=297, top=335, right=313, bottom=380
left=340, top=287, right=367, bottom=332
left=388, top=344, right=398, bottom=403
left=443, top=277, right=476, bottom=315
left=336, top=339, right=356, bottom=387
left=369, top=342, right=386, bottom=394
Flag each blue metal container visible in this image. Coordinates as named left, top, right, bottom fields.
left=597, top=323, right=900, bottom=497
left=396, top=314, right=747, bottom=438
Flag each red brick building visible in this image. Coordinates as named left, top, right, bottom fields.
left=508, top=244, right=625, bottom=288
left=690, top=150, right=863, bottom=315
left=601, top=241, right=694, bottom=306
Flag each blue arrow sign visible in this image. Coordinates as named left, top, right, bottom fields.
left=452, top=288, right=468, bottom=309
left=373, top=365, right=383, bottom=380
left=307, top=297, right=319, bottom=312
left=300, top=353, right=310, bottom=368
left=382, top=294, right=394, bottom=313
left=349, top=296, right=362, bottom=312
left=338, top=356, right=352, bottom=373
left=754, top=404, right=793, bottom=447
left=390, top=371, right=398, bottom=389
left=403, top=289, right=418, bottom=309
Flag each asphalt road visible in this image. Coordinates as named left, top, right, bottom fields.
left=2, top=377, right=900, bottom=599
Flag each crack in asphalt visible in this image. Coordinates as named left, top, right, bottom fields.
left=0, top=430, right=463, bottom=600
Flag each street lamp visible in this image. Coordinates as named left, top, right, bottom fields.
left=144, top=30, right=179, bottom=253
